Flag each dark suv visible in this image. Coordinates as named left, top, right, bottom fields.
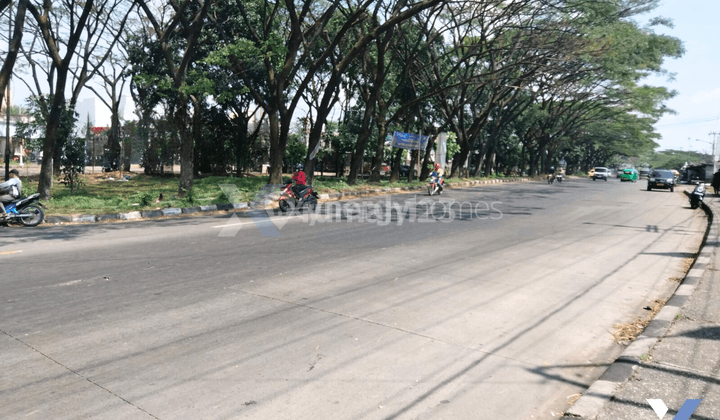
left=647, top=169, right=676, bottom=192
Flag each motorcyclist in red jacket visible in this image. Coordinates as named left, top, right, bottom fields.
left=291, top=164, right=307, bottom=197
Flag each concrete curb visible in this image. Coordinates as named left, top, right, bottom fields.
left=42, top=176, right=543, bottom=226
left=563, top=190, right=715, bottom=419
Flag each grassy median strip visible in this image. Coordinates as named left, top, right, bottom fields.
left=18, top=171, right=516, bottom=216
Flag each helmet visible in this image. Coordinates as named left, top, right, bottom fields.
left=294, top=163, right=304, bottom=171
left=550, top=166, right=555, bottom=171
left=435, top=163, right=441, bottom=169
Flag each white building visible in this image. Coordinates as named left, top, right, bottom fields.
left=74, top=94, right=137, bottom=136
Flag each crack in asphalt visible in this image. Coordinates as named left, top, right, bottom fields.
left=0, top=328, right=161, bottom=420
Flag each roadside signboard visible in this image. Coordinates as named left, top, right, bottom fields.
left=391, top=131, right=429, bottom=150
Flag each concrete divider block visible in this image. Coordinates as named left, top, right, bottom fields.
left=120, top=211, right=142, bottom=220
left=161, top=208, right=182, bottom=216
left=182, top=207, right=201, bottom=214
left=46, top=215, right=72, bottom=224
left=72, top=214, right=97, bottom=223
left=140, top=210, right=162, bottom=219
left=96, top=213, right=120, bottom=222
left=232, top=203, right=248, bottom=210
left=199, top=205, right=218, bottom=212
left=319, top=194, right=330, bottom=200
left=216, top=203, right=234, bottom=211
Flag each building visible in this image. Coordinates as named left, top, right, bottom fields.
left=74, top=95, right=137, bottom=137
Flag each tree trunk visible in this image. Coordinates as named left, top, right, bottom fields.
left=347, top=105, right=377, bottom=185
left=38, top=86, right=70, bottom=200
left=177, top=96, right=194, bottom=196
left=236, top=117, right=249, bottom=177
left=0, top=0, right=26, bottom=180
left=267, top=109, right=288, bottom=184
left=369, top=119, right=389, bottom=183
left=389, top=147, right=402, bottom=183
left=451, top=147, right=470, bottom=179
left=529, top=146, right=539, bottom=176
left=419, top=135, right=436, bottom=181
left=484, top=144, right=496, bottom=177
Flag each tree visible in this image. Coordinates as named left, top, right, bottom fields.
left=135, top=0, right=213, bottom=196
left=26, top=0, right=97, bottom=199
left=0, top=0, right=28, bottom=179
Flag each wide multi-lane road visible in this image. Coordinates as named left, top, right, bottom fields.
left=0, top=178, right=707, bottom=419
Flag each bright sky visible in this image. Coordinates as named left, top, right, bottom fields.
left=642, top=0, right=720, bottom=153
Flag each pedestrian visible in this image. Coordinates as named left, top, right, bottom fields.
left=711, top=170, right=720, bottom=196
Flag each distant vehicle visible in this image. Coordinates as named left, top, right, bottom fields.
left=647, top=169, right=676, bottom=192
left=620, top=168, right=639, bottom=182
left=639, top=167, right=651, bottom=178
left=617, top=164, right=633, bottom=178
left=592, top=167, right=610, bottom=181
left=399, top=165, right=411, bottom=177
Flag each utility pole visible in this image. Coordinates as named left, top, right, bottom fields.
left=710, top=132, right=719, bottom=174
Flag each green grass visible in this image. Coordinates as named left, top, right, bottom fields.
left=23, top=172, right=529, bottom=215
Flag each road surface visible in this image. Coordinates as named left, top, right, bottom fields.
left=0, top=178, right=707, bottom=419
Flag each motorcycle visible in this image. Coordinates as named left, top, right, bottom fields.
left=547, top=174, right=556, bottom=184
left=689, top=183, right=706, bottom=209
left=278, top=180, right=319, bottom=212
left=556, top=173, right=563, bottom=183
left=428, top=176, right=443, bottom=196
left=1, top=193, right=45, bottom=227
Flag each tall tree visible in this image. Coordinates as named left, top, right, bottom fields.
left=135, top=0, right=213, bottom=196
left=27, top=0, right=96, bottom=199
left=0, top=0, right=28, bottom=179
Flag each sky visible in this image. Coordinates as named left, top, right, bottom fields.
left=641, top=0, right=720, bottom=153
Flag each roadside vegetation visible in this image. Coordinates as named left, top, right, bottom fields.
left=20, top=172, right=526, bottom=215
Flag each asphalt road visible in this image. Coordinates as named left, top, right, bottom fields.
left=0, top=178, right=708, bottom=420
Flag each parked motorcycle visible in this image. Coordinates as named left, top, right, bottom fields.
left=689, top=183, right=706, bottom=209
left=278, top=180, right=318, bottom=212
left=428, top=176, right=443, bottom=195
left=1, top=193, right=45, bottom=226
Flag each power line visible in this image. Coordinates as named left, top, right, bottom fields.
left=656, top=116, right=720, bottom=128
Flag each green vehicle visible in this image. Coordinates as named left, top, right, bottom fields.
left=620, top=168, right=638, bottom=182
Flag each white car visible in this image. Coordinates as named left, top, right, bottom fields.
left=592, top=167, right=609, bottom=181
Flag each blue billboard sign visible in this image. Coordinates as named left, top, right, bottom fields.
left=392, top=131, right=430, bottom=150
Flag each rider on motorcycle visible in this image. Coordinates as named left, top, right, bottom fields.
left=291, top=163, right=307, bottom=197
left=0, top=169, right=22, bottom=217
left=430, top=163, right=444, bottom=193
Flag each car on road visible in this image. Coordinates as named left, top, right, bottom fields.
left=639, top=167, right=651, bottom=178
left=621, top=168, right=639, bottom=182
left=647, top=169, right=676, bottom=192
left=592, top=167, right=610, bottom=181
left=617, top=164, right=633, bottom=178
